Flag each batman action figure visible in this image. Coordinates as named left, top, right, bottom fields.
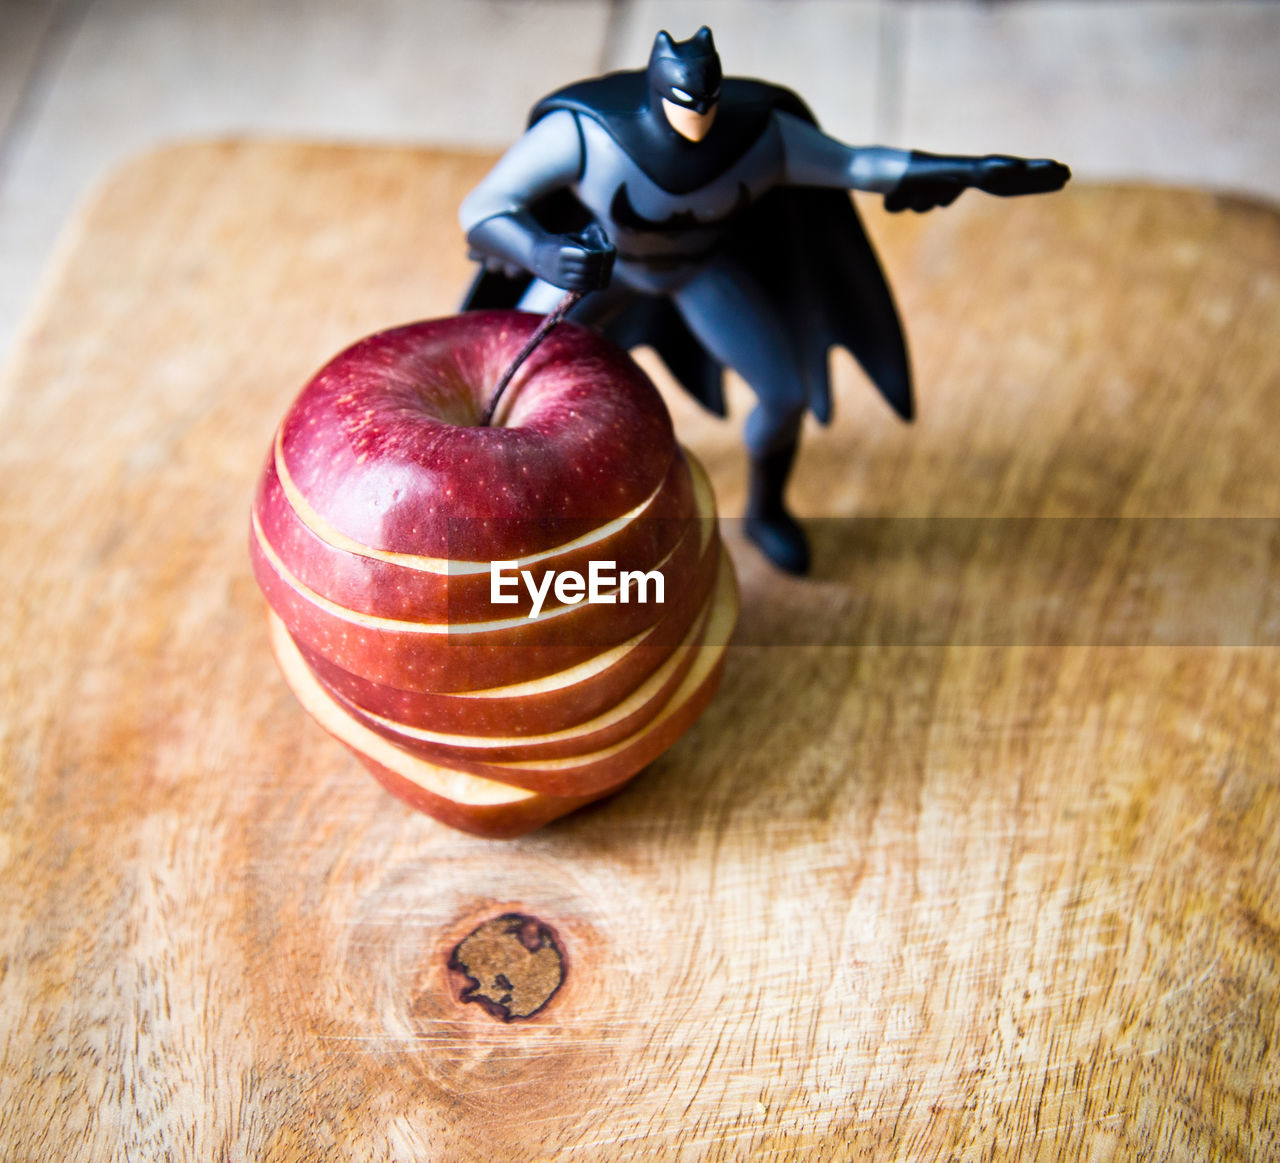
left=460, top=27, right=1069, bottom=573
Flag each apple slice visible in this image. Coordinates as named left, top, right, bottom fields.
left=250, top=446, right=716, bottom=693
left=256, top=437, right=697, bottom=623
left=265, top=551, right=737, bottom=803
left=358, top=755, right=610, bottom=839
left=324, top=568, right=715, bottom=764
left=264, top=608, right=602, bottom=838
left=290, top=453, right=721, bottom=735
left=250, top=498, right=704, bottom=693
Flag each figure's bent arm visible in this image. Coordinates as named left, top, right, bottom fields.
left=458, top=110, right=583, bottom=230
left=459, top=111, right=613, bottom=292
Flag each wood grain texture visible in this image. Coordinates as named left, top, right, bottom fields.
left=0, top=0, right=613, bottom=365
left=1, top=142, right=1278, bottom=1160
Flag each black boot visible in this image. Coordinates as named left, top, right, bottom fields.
left=744, top=442, right=810, bottom=575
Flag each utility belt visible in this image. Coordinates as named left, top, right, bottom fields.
left=614, top=244, right=720, bottom=272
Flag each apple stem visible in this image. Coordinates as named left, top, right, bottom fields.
left=480, top=291, right=584, bottom=427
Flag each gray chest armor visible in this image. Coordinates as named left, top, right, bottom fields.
left=572, top=115, right=785, bottom=277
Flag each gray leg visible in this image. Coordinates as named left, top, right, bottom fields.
left=671, top=256, right=808, bottom=455
left=672, top=258, right=812, bottom=574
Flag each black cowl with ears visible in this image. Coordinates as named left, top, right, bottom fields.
left=648, top=26, right=722, bottom=114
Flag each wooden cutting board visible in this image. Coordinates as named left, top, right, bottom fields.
left=2, top=142, right=1277, bottom=1160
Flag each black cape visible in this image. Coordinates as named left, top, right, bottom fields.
left=462, top=73, right=913, bottom=425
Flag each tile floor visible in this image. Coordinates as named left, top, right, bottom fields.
left=1, top=0, right=1278, bottom=367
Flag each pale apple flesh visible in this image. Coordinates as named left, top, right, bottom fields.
left=265, top=553, right=736, bottom=804
left=265, top=609, right=603, bottom=837
left=322, top=551, right=727, bottom=767
left=249, top=495, right=706, bottom=693
left=254, top=310, right=737, bottom=834
left=254, top=439, right=696, bottom=623
left=292, top=494, right=722, bottom=737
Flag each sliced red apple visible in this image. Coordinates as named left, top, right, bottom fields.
left=265, top=608, right=601, bottom=837
left=278, top=313, right=677, bottom=563
left=250, top=448, right=715, bottom=693
left=256, top=437, right=697, bottom=623
left=291, top=456, right=721, bottom=735
left=253, top=311, right=738, bottom=835
left=325, top=567, right=716, bottom=764
left=265, top=552, right=736, bottom=802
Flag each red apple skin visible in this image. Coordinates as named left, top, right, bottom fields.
left=265, top=606, right=604, bottom=838
left=318, top=560, right=737, bottom=799
left=254, top=440, right=695, bottom=623
left=249, top=502, right=705, bottom=694
left=277, top=312, right=676, bottom=563
left=290, top=507, right=722, bottom=736
left=353, top=753, right=608, bottom=839
left=323, top=585, right=713, bottom=766
left=254, top=310, right=739, bottom=832
left=363, top=650, right=729, bottom=800
left=266, top=602, right=722, bottom=838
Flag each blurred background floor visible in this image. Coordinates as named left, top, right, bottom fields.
left=2, top=0, right=1278, bottom=367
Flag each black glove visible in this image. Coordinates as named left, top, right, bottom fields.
left=532, top=222, right=616, bottom=292
left=885, top=152, right=1071, bottom=214
left=467, top=215, right=616, bottom=291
